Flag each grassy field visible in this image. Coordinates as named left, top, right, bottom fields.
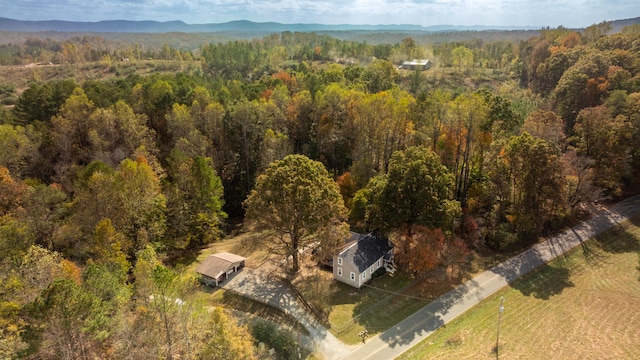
left=398, top=215, right=640, bottom=360
left=0, top=59, right=202, bottom=96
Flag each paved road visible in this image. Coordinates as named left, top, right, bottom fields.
left=343, top=195, right=640, bottom=360
left=221, top=267, right=355, bottom=360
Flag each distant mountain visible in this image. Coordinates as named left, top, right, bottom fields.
left=610, top=16, right=640, bottom=32
left=0, top=18, right=192, bottom=33
left=1, top=16, right=638, bottom=34
left=0, top=17, right=542, bottom=33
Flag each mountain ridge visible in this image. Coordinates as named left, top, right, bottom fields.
left=0, top=17, right=547, bottom=33
left=1, top=16, right=638, bottom=34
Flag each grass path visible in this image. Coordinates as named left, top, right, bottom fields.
left=398, top=215, right=640, bottom=360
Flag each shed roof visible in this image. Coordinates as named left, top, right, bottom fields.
left=339, top=233, right=393, bottom=273
left=402, top=59, right=430, bottom=66
left=196, top=252, right=246, bottom=279
left=212, top=252, right=246, bottom=263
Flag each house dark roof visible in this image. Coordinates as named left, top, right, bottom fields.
left=339, top=232, right=393, bottom=273
left=196, top=252, right=246, bottom=279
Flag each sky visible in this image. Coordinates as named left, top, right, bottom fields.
left=1, top=0, right=639, bottom=28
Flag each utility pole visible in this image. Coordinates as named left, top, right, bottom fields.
left=496, top=296, right=505, bottom=359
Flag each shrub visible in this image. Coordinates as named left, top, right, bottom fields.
left=487, top=223, right=518, bottom=250
left=371, top=267, right=387, bottom=279
left=251, top=321, right=298, bottom=360
left=444, top=332, right=463, bottom=347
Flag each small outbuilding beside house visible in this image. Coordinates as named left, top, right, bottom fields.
left=400, top=59, right=431, bottom=70
left=196, top=252, right=246, bottom=286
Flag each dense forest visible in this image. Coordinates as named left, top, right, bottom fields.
left=1, top=21, right=640, bottom=358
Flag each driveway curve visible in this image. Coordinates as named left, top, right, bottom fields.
left=221, top=266, right=355, bottom=359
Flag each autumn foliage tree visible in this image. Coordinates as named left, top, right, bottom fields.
left=353, top=146, right=459, bottom=232
left=244, top=154, right=349, bottom=273
left=394, top=225, right=444, bottom=278
left=69, top=157, right=166, bottom=258
left=487, top=133, right=566, bottom=243
left=27, top=275, right=110, bottom=360
left=521, top=109, right=565, bottom=145
left=573, top=105, right=634, bottom=192
left=165, top=155, right=226, bottom=250
left=554, top=49, right=611, bottom=127
left=0, top=28, right=639, bottom=358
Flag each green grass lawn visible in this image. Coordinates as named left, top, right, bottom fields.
left=292, top=257, right=462, bottom=344
left=398, top=215, right=640, bottom=360
left=326, top=272, right=426, bottom=343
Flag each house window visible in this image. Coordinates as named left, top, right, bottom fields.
left=337, top=267, right=342, bottom=277
left=370, top=266, right=374, bottom=275
left=337, top=257, right=343, bottom=265
left=350, top=272, right=355, bottom=281
left=361, top=272, right=366, bottom=280
left=377, top=259, right=381, bottom=268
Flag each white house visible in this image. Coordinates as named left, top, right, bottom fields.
left=333, top=232, right=395, bottom=288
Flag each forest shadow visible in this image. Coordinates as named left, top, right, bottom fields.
left=197, top=283, right=219, bottom=295
left=489, top=247, right=546, bottom=284
left=377, top=310, right=445, bottom=349
left=166, top=247, right=200, bottom=267
left=509, top=263, right=574, bottom=300
left=594, top=215, right=640, bottom=254
left=372, top=278, right=479, bottom=348
left=568, top=228, right=607, bottom=265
